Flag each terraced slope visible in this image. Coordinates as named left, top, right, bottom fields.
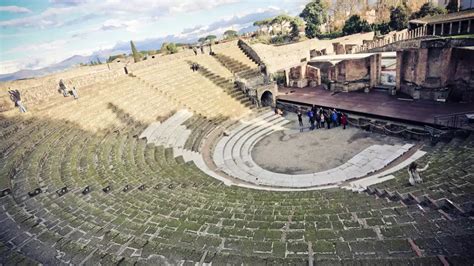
left=0, top=39, right=473, bottom=265
left=369, top=134, right=474, bottom=215
left=1, top=113, right=473, bottom=264
left=132, top=58, right=252, bottom=119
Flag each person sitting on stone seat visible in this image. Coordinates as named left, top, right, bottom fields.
left=275, top=107, right=283, bottom=116
left=408, top=161, right=431, bottom=186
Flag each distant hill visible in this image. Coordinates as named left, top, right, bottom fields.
left=0, top=53, right=109, bottom=82
left=0, top=28, right=258, bottom=82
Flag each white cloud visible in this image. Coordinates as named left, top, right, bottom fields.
left=178, top=7, right=281, bottom=38
left=0, top=5, right=33, bottom=14
left=0, top=7, right=76, bottom=28
left=0, top=0, right=238, bottom=29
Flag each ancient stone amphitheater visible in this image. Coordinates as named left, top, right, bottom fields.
left=0, top=40, right=473, bottom=265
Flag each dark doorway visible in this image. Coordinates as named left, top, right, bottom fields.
left=261, top=91, right=273, bottom=107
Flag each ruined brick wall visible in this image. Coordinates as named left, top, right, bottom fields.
left=397, top=43, right=474, bottom=102
left=343, top=59, right=370, bottom=81
left=449, top=47, right=474, bottom=102
left=306, top=65, right=321, bottom=86
left=400, top=50, right=419, bottom=84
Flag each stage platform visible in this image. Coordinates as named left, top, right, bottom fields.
left=277, top=87, right=474, bottom=126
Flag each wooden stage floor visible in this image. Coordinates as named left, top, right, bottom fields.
left=277, top=87, right=474, bottom=125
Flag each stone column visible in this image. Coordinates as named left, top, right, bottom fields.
left=449, top=22, right=453, bottom=35
left=285, top=69, right=290, bottom=87
left=396, top=51, right=403, bottom=91
left=459, top=21, right=462, bottom=34
left=433, top=24, right=436, bottom=36
left=300, top=63, right=307, bottom=80
left=441, top=23, right=444, bottom=35
left=468, top=20, right=471, bottom=33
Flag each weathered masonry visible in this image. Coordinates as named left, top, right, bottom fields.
left=396, top=38, right=474, bottom=102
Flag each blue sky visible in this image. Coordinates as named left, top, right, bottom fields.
left=0, top=0, right=309, bottom=74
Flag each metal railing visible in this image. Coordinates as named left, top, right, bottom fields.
left=434, top=111, right=474, bottom=130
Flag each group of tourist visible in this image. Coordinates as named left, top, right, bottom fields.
left=296, top=106, right=347, bottom=132
left=58, top=79, right=79, bottom=100
left=8, top=89, right=27, bottom=113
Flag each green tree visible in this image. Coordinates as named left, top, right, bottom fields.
left=107, top=54, right=125, bottom=63
left=272, top=14, right=294, bottom=34
left=223, top=30, right=238, bottom=40
left=160, top=43, right=178, bottom=54
left=130, top=40, right=140, bottom=63
left=411, top=3, right=446, bottom=19
left=198, top=37, right=206, bottom=44
left=290, top=17, right=304, bottom=40
left=373, top=22, right=391, bottom=35
left=342, top=15, right=371, bottom=35
left=299, top=0, right=328, bottom=38
left=253, top=20, right=266, bottom=32
left=205, top=35, right=217, bottom=44
left=389, top=5, right=410, bottom=31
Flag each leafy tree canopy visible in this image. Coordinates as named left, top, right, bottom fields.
left=224, top=30, right=238, bottom=39
left=389, top=5, right=410, bottom=31
left=342, top=15, right=371, bottom=36
left=410, top=3, right=446, bottom=19
left=160, top=42, right=178, bottom=54
left=290, top=17, right=304, bottom=40
left=299, top=0, right=328, bottom=38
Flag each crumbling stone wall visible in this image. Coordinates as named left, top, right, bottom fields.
left=397, top=38, right=474, bottom=102
left=306, top=65, right=321, bottom=87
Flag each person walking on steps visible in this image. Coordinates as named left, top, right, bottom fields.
left=408, top=161, right=431, bottom=186
left=59, top=79, right=69, bottom=97
left=8, top=89, right=27, bottom=113
left=297, top=110, right=304, bottom=132
left=71, top=87, right=79, bottom=100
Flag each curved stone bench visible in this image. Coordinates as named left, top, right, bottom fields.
left=141, top=110, right=416, bottom=190
left=212, top=112, right=415, bottom=188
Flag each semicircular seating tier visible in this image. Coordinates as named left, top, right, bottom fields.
left=1, top=39, right=474, bottom=265
left=212, top=112, right=414, bottom=188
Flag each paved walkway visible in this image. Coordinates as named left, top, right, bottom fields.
left=277, top=87, right=474, bottom=125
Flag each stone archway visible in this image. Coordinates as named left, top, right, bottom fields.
left=260, top=90, right=274, bottom=107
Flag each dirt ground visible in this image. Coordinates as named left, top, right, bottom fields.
left=252, top=112, right=408, bottom=174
